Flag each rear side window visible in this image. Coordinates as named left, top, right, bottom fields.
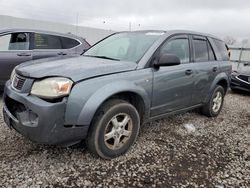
left=61, top=37, right=80, bottom=49
left=34, top=33, right=62, bottom=49
left=212, top=39, right=229, bottom=61
left=193, top=37, right=209, bottom=62
left=160, top=37, right=190, bottom=63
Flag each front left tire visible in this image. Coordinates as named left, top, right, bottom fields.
left=86, top=99, right=140, bottom=159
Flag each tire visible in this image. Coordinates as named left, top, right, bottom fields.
left=201, top=85, right=225, bottom=117
left=86, top=99, right=140, bottom=159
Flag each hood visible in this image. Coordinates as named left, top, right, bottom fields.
left=235, top=62, right=250, bottom=75
left=16, top=56, right=137, bottom=82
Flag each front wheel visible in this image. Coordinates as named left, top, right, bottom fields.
left=201, top=85, right=225, bottom=117
left=86, top=99, right=140, bottom=159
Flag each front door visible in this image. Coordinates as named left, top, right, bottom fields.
left=151, top=35, right=195, bottom=117
left=0, top=32, right=32, bottom=85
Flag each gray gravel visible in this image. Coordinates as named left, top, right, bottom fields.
left=0, top=91, right=249, bottom=187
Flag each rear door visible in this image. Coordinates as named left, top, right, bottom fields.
left=151, top=35, right=196, bottom=116
left=191, top=35, right=219, bottom=105
left=31, top=33, right=65, bottom=60
left=0, top=32, right=32, bottom=84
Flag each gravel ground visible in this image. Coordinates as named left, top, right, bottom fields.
left=0, top=91, right=249, bottom=188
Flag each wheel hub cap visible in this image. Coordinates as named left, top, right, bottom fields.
left=104, top=113, right=133, bottom=150
left=212, top=91, right=222, bottom=113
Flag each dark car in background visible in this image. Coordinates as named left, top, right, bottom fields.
left=0, top=29, right=90, bottom=89
left=229, top=46, right=250, bottom=92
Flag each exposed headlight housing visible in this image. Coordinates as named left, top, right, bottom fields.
left=10, top=68, right=16, bottom=82
left=31, top=77, right=73, bottom=99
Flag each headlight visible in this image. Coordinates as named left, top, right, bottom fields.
left=31, top=77, right=73, bottom=99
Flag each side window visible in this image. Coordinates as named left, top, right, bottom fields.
left=208, top=41, right=216, bottom=61
left=61, top=37, right=80, bottom=49
left=160, top=37, right=190, bottom=63
left=212, top=39, right=229, bottom=61
left=193, top=37, right=209, bottom=62
left=0, top=33, right=29, bottom=51
left=34, top=33, right=62, bottom=49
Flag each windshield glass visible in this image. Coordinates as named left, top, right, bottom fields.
left=84, top=32, right=164, bottom=63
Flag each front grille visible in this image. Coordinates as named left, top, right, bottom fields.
left=12, top=74, right=26, bottom=90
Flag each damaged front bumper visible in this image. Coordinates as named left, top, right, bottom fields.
left=2, top=80, right=88, bottom=145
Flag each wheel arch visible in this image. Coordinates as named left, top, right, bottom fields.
left=204, top=72, right=230, bottom=103
left=76, top=81, right=150, bottom=126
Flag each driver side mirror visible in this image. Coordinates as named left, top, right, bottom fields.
left=154, top=54, right=181, bottom=67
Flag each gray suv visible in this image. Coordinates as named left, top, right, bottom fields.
left=2, top=30, right=231, bottom=159
left=0, top=29, right=90, bottom=89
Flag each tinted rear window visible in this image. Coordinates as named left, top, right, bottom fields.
left=212, top=39, right=229, bottom=61
left=61, top=37, right=80, bottom=49
left=34, top=33, right=62, bottom=49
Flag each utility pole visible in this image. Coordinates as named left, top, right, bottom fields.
left=129, top=22, right=131, bottom=31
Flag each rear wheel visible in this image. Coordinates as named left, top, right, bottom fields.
left=86, top=99, right=140, bottom=159
left=201, top=85, right=225, bottom=117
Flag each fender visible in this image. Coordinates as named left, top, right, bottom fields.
left=204, top=72, right=230, bottom=103
left=76, top=80, right=151, bottom=126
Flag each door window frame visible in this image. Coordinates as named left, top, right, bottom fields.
left=149, top=34, right=192, bottom=67
left=191, top=35, right=217, bottom=63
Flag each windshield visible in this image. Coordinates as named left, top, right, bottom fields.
left=84, top=32, right=164, bottom=63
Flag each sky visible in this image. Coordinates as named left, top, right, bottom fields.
left=0, top=0, right=250, bottom=40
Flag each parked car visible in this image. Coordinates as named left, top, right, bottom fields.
left=0, top=29, right=90, bottom=89
left=231, top=64, right=250, bottom=92
left=229, top=47, right=250, bottom=92
left=2, top=30, right=231, bottom=159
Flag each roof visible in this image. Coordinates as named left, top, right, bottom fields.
left=117, top=29, right=222, bottom=41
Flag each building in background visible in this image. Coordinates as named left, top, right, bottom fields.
left=0, top=15, right=114, bottom=45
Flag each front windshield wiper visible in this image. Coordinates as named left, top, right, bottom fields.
left=83, top=55, right=120, bottom=61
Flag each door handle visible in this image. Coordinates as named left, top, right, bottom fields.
left=185, top=69, right=193, bottom=75
left=212, top=67, right=218, bottom=72
left=17, top=53, right=31, bottom=57
left=58, top=52, right=67, bottom=55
